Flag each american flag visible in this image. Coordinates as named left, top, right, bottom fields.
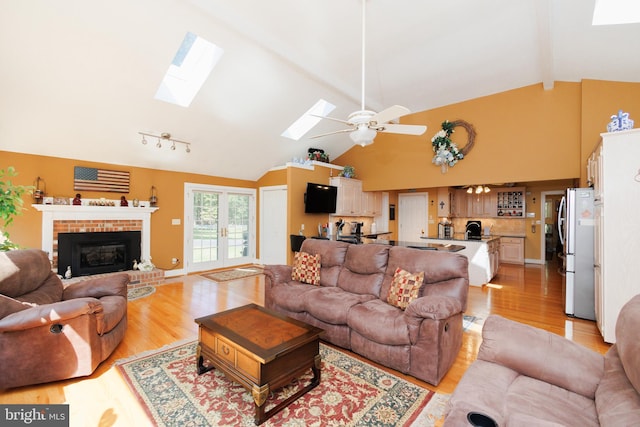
left=74, top=166, right=130, bottom=193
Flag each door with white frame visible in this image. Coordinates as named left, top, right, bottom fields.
left=398, top=192, right=429, bottom=242
left=184, top=183, right=256, bottom=273
left=259, top=185, right=288, bottom=265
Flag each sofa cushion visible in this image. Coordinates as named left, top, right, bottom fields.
left=0, top=249, right=56, bottom=298
left=615, top=294, right=640, bottom=394
left=299, top=239, right=350, bottom=287
left=506, top=375, right=599, bottom=427
left=347, top=299, right=411, bottom=345
left=337, top=244, right=389, bottom=296
left=478, top=315, right=603, bottom=399
left=270, top=282, right=319, bottom=312
left=16, top=272, right=64, bottom=305
left=386, top=267, right=424, bottom=310
left=596, top=345, right=640, bottom=426
left=291, top=251, right=321, bottom=285
left=303, top=287, right=375, bottom=325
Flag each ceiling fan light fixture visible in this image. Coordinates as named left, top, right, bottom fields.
left=350, top=126, right=376, bottom=147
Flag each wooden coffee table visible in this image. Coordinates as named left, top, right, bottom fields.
left=194, top=304, right=323, bottom=425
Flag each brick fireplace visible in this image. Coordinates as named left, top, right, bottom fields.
left=33, top=204, right=162, bottom=287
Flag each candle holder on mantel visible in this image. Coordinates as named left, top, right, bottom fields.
left=150, top=186, right=158, bottom=207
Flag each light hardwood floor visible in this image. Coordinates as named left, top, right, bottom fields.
left=0, top=261, right=610, bottom=426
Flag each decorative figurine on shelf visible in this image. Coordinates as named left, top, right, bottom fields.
left=607, top=110, right=635, bottom=132
left=132, top=259, right=138, bottom=270
left=64, top=266, right=72, bottom=279
left=72, top=193, right=82, bottom=205
left=120, top=196, right=128, bottom=207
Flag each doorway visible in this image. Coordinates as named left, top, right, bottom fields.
left=259, top=185, right=288, bottom=265
left=184, top=183, right=256, bottom=273
left=541, top=191, right=564, bottom=266
left=398, top=192, right=429, bottom=242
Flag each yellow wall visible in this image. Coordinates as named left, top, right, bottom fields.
left=1, top=151, right=256, bottom=269
left=4, top=79, right=640, bottom=267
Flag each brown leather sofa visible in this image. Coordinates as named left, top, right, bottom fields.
left=264, top=239, right=469, bottom=386
left=0, top=249, right=129, bottom=389
left=444, top=294, right=640, bottom=426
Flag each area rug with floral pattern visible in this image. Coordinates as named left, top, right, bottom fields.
left=116, top=340, right=449, bottom=426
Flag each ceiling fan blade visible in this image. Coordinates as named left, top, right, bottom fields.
left=371, top=105, right=411, bottom=125
left=308, top=128, right=354, bottom=139
left=378, top=123, right=427, bottom=136
left=311, top=114, right=352, bottom=125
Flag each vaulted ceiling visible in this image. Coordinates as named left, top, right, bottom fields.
left=1, top=0, right=639, bottom=181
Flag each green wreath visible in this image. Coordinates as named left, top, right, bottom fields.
left=431, top=120, right=476, bottom=168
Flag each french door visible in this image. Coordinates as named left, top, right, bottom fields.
left=184, top=183, right=256, bottom=272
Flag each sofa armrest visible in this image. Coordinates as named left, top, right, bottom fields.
left=405, top=295, right=462, bottom=320
left=0, top=298, right=103, bottom=332
left=264, top=265, right=292, bottom=288
left=63, top=273, right=129, bottom=300
left=478, top=315, right=604, bottom=399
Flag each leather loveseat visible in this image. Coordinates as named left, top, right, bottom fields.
left=444, top=294, right=640, bottom=426
left=264, top=238, right=469, bottom=386
left=0, top=249, right=129, bottom=389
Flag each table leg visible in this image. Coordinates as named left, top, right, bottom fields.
left=196, top=343, right=214, bottom=375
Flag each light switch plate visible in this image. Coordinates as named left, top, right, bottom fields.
left=171, top=218, right=181, bottom=225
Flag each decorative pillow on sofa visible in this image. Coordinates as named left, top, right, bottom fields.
left=291, top=251, right=321, bottom=285
left=387, top=267, right=424, bottom=310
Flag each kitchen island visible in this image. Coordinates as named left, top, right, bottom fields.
left=362, top=238, right=465, bottom=252
left=421, top=236, right=501, bottom=286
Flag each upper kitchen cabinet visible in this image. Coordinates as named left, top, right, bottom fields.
left=437, top=187, right=452, bottom=217
left=361, top=191, right=382, bottom=216
left=330, top=177, right=363, bottom=216
left=451, top=189, right=469, bottom=217
left=468, top=191, right=497, bottom=218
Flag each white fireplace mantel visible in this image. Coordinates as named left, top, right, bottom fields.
left=33, top=205, right=159, bottom=261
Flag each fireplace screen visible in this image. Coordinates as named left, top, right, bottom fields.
left=58, top=231, right=141, bottom=277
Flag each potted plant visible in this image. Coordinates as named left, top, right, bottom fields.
left=0, top=167, right=33, bottom=251
left=339, top=165, right=356, bottom=178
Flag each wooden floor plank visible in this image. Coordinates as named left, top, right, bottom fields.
left=0, top=262, right=609, bottom=426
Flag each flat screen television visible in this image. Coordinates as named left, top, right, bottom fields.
left=304, top=182, right=337, bottom=214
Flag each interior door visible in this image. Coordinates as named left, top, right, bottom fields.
left=259, top=185, right=288, bottom=265
left=398, top=192, right=429, bottom=242
left=185, top=183, right=255, bottom=273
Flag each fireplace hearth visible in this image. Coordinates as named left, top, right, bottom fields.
left=58, top=231, right=141, bottom=277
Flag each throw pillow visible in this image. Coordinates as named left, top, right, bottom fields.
left=291, top=251, right=321, bottom=285
left=387, top=267, right=424, bottom=310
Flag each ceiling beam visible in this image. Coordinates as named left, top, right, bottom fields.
left=536, top=0, right=555, bottom=90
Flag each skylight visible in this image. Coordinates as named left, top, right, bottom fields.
left=282, top=99, right=336, bottom=141
left=592, top=0, right=640, bottom=25
left=155, top=32, right=224, bottom=107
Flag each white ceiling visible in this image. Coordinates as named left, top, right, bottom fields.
left=1, top=0, right=639, bottom=181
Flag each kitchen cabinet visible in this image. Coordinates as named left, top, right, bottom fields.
left=468, top=192, right=497, bottom=217
left=499, top=237, right=524, bottom=264
left=451, top=189, right=468, bottom=217
left=496, top=187, right=525, bottom=218
left=361, top=191, right=382, bottom=216
left=590, top=129, right=640, bottom=343
left=488, top=238, right=500, bottom=278
left=330, top=177, right=362, bottom=216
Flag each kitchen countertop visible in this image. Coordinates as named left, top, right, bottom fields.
left=421, top=235, right=501, bottom=243
left=362, top=238, right=465, bottom=252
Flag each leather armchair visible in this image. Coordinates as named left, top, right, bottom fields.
left=0, top=249, right=128, bottom=389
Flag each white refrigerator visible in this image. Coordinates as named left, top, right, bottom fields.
left=558, top=187, right=595, bottom=320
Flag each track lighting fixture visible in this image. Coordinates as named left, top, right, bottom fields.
left=467, top=185, right=491, bottom=194
left=139, top=131, right=192, bottom=153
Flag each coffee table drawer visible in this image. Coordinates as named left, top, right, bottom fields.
left=212, top=334, right=260, bottom=381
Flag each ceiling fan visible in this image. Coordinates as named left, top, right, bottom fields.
left=310, top=0, right=427, bottom=147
